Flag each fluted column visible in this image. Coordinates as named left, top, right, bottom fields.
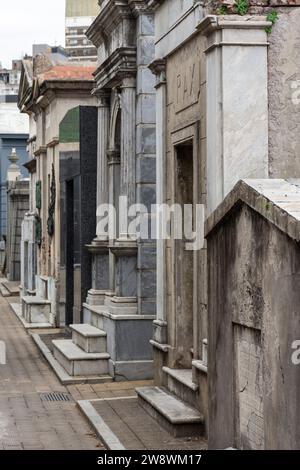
left=149, top=59, right=167, bottom=341
left=109, top=75, right=137, bottom=314
left=86, top=89, right=111, bottom=306
left=120, top=76, right=136, bottom=239
left=96, top=89, right=110, bottom=240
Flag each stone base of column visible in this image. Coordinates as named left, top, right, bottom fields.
left=109, top=296, right=138, bottom=315
left=110, top=240, right=138, bottom=305
left=82, top=302, right=155, bottom=381
left=86, top=238, right=110, bottom=302
left=153, top=319, right=168, bottom=344
left=86, top=289, right=108, bottom=306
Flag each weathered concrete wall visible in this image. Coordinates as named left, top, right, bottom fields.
left=268, top=7, right=300, bottom=178
left=208, top=203, right=300, bottom=449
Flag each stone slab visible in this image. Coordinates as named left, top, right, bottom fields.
left=53, top=340, right=110, bottom=376
left=78, top=400, right=125, bottom=450
left=70, top=324, right=107, bottom=354
left=31, top=333, right=113, bottom=386
left=52, top=340, right=109, bottom=361
left=163, top=367, right=199, bottom=392
left=1, top=281, right=20, bottom=295
left=78, top=396, right=207, bottom=450
left=9, top=303, right=52, bottom=330
left=70, top=324, right=107, bottom=337
left=136, top=386, right=203, bottom=424
left=0, top=284, right=11, bottom=297
left=0, top=280, right=20, bottom=297
left=83, top=302, right=155, bottom=321
left=22, top=296, right=51, bottom=305
left=24, top=303, right=50, bottom=324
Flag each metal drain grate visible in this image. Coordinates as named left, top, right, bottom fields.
left=40, top=392, right=72, bottom=403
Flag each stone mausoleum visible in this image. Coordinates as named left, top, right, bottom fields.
left=51, top=0, right=157, bottom=382
left=18, top=56, right=96, bottom=327
left=136, top=0, right=300, bottom=442
left=206, top=179, right=300, bottom=449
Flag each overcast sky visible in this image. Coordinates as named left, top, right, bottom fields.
left=0, top=0, right=66, bottom=69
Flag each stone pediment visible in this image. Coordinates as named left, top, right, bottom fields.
left=87, top=1, right=134, bottom=48
left=87, top=1, right=152, bottom=47
left=18, top=60, right=35, bottom=112
left=205, top=179, right=300, bottom=243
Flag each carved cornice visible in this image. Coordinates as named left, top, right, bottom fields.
left=93, top=47, right=137, bottom=89
left=23, top=158, right=36, bottom=174
left=92, top=88, right=111, bottom=107
left=148, top=58, right=166, bottom=75
left=128, top=0, right=155, bottom=15
left=148, top=58, right=166, bottom=87
left=145, top=0, right=165, bottom=9
left=47, top=138, right=59, bottom=148
left=87, top=1, right=133, bottom=48
left=109, top=239, right=138, bottom=257
left=197, top=15, right=272, bottom=37
left=34, top=146, right=47, bottom=157
left=86, top=239, right=109, bottom=254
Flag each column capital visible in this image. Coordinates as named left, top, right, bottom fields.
left=149, top=59, right=166, bottom=88
left=197, top=14, right=271, bottom=40
left=93, top=88, right=111, bottom=107
left=107, top=149, right=121, bottom=165
left=128, top=0, right=155, bottom=16
left=120, top=76, right=136, bottom=89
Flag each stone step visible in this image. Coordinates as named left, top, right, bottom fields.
left=163, top=367, right=198, bottom=391
left=83, top=304, right=105, bottom=330
left=70, top=323, right=107, bottom=353
left=162, top=367, right=199, bottom=409
left=1, top=281, right=20, bottom=296
left=21, top=296, right=51, bottom=323
left=136, top=386, right=205, bottom=438
left=52, top=339, right=110, bottom=377
left=0, top=283, right=10, bottom=297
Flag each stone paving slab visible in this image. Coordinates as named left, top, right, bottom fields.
left=78, top=396, right=207, bottom=451
left=0, top=295, right=104, bottom=450
left=0, top=279, right=20, bottom=297
left=2, top=294, right=207, bottom=451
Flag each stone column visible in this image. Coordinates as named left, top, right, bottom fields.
left=86, top=89, right=111, bottom=306
left=107, top=149, right=121, bottom=292
left=149, top=59, right=167, bottom=344
left=120, top=76, right=136, bottom=239
left=96, top=89, right=110, bottom=240
left=109, top=76, right=138, bottom=314
left=198, top=15, right=270, bottom=215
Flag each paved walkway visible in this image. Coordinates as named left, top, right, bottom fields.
left=79, top=397, right=207, bottom=450
left=0, top=295, right=102, bottom=450
left=1, top=294, right=207, bottom=451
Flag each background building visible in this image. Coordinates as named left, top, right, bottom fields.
left=18, top=54, right=96, bottom=327
left=0, top=60, right=28, bottom=244
left=65, top=0, right=99, bottom=62
left=32, top=45, right=68, bottom=64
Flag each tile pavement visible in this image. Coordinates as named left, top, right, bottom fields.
left=2, top=295, right=207, bottom=451
left=80, top=397, right=208, bottom=450
left=0, top=296, right=102, bottom=450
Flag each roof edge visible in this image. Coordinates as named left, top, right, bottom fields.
left=205, top=179, right=300, bottom=243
